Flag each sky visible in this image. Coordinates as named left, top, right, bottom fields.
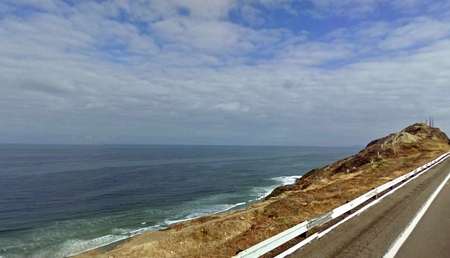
left=1, top=0, right=450, bottom=146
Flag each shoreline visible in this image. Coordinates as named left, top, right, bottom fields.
left=70, top=176, right=302, bottom=257
left=69, top=238, right=128, bottom=257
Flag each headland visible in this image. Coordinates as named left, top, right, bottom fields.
left=74, top=123, right=450, bottom=258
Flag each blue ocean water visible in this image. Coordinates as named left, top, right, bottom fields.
left=0, top=145, right=359, bottom=258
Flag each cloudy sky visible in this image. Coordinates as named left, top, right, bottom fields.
left=1, top=0, right=450, bottom=146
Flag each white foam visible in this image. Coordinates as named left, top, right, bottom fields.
left=271, top=175, right=302, bottom=185
left=225, top=202, right=246, bottom=211
left=112, top=224, right=161, bottom=236
left=46, top=176, right=302, bottom=258
left=256, top=187, right=275, bottom=200
left=251, top=175, right=302, bottom=201
left=129, top=225, right=162, bottom=235
left=164, top=202, right=247, bottom=226
left=164, top=217, right=193, bottom=225
left=47, top=234, right=129, bottom=258
left=47, top=224, right=161, bottom=258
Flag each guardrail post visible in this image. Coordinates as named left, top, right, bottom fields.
left=345, top=201, right=351, bottom=215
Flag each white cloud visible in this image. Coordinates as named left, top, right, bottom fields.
left=127, top=35, right=159, bottom=55
left=3, top=0, right=62, bottom=12
left=270, top=40, right=356, bottom=66
left=391, top=0, right=429, bottom=12
left=379, top=17, right=450, bottom=50
left=299, top=0, right=436, bottom=18
left=355, top=22, right=390, bottom=39
left=179, top=20, right=247, bottom=54
left=239, top=4, right=266, bottom=26
left=214, top=102, right=250, bottom=112
left=1, top=0, right=450, bottom=145
left=306, top=0, right=383, bottom=18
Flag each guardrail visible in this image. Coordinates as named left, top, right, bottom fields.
left=233, top=152, right=450, bottom=258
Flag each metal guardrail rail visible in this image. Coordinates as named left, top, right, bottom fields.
left=233, top=152, right=450, bottom=258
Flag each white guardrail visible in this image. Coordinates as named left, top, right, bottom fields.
left=233, top=152, right=450, bottom=258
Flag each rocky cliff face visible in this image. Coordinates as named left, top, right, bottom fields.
left=366, top=123, right=450, bottom=147
left=267, top=123, right=450, bottom=199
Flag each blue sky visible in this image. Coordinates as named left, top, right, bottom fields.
left=1, top=0, right=450, bottom=146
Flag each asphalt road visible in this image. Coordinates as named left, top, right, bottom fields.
left=394, top=172, right=450, bottom=258
left=287, top=156, right=450, bottom=258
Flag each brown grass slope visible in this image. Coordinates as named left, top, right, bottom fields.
left=76, top=123, right=450, bottom=258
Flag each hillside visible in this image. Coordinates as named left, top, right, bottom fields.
left=267, top=123, right=450, bottom=199
left=75, top=123, right=450, bottom=258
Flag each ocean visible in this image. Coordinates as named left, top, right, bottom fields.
left=0, top=144, right=359, bottom=258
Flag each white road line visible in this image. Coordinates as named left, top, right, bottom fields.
left=383, top=170, right=450, bottom=258
left=274, top=233, right=319, bottom=258
left=274, top=155, right=450, bottom=258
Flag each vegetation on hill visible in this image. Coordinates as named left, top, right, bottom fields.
left=267, top=123, right=450, bottom=199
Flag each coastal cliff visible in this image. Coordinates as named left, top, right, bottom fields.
left=267, top=123, right=450, bottom=199
left=75, top=123, right=450, bottom=258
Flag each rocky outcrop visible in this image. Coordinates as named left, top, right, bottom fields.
left=266, top=123, right=450, bottom=200
left=367, top=123, right=450, bottom=147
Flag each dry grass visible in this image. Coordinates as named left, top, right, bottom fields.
left=75, top=124, right=450, bottom=258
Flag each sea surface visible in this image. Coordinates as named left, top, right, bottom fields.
left=0, top=144, right=360, bottom=258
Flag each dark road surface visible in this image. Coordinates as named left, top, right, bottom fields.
left=287, top=156, right=450, bottom=258
left=394, top=172, right=450, bottom=258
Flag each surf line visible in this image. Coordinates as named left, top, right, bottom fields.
left=383, top=170, right=450, bottom=258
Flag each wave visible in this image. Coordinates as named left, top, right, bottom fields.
left=271, top=175, right=302, bottom=185
left=53, top=235, right=129, bottom=258
left=55, top=224, right=162, bottom=258
left=1, top=222, right=164, bottom=258
left=11, top=175, right=302, bottom=258
left=163, top=175, right=302, bottom=227
left=251, top=175, right=302, bottom=201
left=111, top=224, right=162, bottom=236
left=164, top=202, right=247, bottom=226
left=3, top=201, right=250, bottom=258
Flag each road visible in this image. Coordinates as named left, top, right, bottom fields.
left=287, top=156, right=450, bottom=258
left=394, top=171, right=450, bottom=258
